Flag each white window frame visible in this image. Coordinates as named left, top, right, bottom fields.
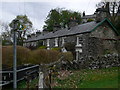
left=76, top=36, right=82, bottom=47
left=55, top=38, right=58, bottom=47
left=43, top=41, right=45, bottom=46
left=76, top=48, right=82, bottom=53
left=34, top=42, right=36, bottom=46
left=47, top=39, right=50, bottom=47
left=62, top=37, right=65, bottom=46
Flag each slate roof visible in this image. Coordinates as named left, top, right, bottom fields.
left=25, top=18, right=119, bottom=42
left=26, top=21, right=98, bottom=42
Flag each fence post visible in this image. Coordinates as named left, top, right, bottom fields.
left=38, top=72, right=44, bottom=88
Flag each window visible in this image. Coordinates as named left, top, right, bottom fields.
left=55, top=38, right=58, bottom=47
left=76, top=48, right=82, bottom=53
left=76, top=36, right=82, bottom=47
left=62, top=37, right=65, bottom=46
left=43, top=41, right=45, bottom=46
left=34, top=42, right=36, bottom=46
left=47, top=39, right=50, bottom=47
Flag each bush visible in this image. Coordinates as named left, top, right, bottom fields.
left=29, top=49, right=61, bottom=64
left=2, top=46, right=68, bottom=67
left=2, top=46, right=31, bottom=67
left=62, top=52, right=73, bottom=61
left=87, top=19, right=94, bottom=22
left=51, top=47, right=61, bottom=51
left=38, top=46, right=47, bottom=49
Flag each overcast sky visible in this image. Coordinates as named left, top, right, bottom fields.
left=0, top=0, right=101, bottom=34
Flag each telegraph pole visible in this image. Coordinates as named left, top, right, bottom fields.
left=11, top=19, right=25, bottom=89
left=13, top=29, right=17, bottom=89
left=12, top=19, right=19, bottom=89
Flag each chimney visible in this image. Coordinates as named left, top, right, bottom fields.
left=42, top=29, right=49, bottom=35
left=36, top=31, right=41, bottom=37
left=83, top=11, right=85, bottom=17
left=95, top=7, right=108, bottom=23
left=53, top=23, right=61, bottom=32
left=27, top=35, right=31, bottom=40
left=68, top=17, right=78, bottom=29
left=31, top=33, right=36, bottom=39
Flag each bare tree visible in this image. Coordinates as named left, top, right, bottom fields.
left=96, top=0, right=120, bottom=34
left=0, top=22, right=11, bottom=41
left=96, top=0, right=120, bottom=22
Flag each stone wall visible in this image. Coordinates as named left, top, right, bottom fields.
left=90, top=22, right=117, bottom=39
left=87, top=37, right=104, bottom=57
left=76, top=34, right=104, bottom=58
left=60, top=54, right=120, bottom=70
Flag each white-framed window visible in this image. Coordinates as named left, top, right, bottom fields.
left=55, top=38, right=58, bottom=47
left=62, top=37, right=65, bottom=46
left=43, top=41, right=45, bottom=46
left=32, top=42, right=34, bottom=46
left=76, top=48, right=82, bottom=53
left=76, top=36, right=82, bottom=47
left=47, top=39, right=50, bottom=47
left=34, top=42, right=36, bottom=46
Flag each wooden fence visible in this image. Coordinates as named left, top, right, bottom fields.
left=0, top=64, right=39, bottom=87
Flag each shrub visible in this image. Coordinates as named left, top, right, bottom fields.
left=51, top=47, right=61, bottom=51
left=64, top=42, right=75, bottom=52
left=2, top=46, right=31, bottom=67
left=38, top=46, right=47, bottom=49
left=64, top=42, right=76, bottom=59
left=62, top=52, right=73, bottom=61
left=29, top=49, right=61, bottom=64
left=87, top=19, right=94, bottom=22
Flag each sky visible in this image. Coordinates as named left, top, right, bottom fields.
left=0, top=0, right=101, bottom=34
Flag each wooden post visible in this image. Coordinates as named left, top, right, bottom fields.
left=38, top=72, right=44, bottom=88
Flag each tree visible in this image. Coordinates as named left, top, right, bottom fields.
left=43, top=8, right=82, bottom=32
left=43, top=8, right=61, bottom=31
left=96, top=0, right=120, bottom=34
left=9, top=15, right=33, bottom=45
left=0, top=22, right=12, bottom=45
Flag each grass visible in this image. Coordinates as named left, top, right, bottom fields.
left=54, top=67, right=119, bottom=88
left=18, top=77, right=39, bottom=88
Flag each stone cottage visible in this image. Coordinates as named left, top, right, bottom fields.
left=24, top=8, right=119, bottom=60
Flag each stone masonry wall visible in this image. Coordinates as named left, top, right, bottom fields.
left=60, top=54, right=120, bottom=70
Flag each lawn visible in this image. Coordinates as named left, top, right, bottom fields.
left=18, top=77, right=39, bottom=88
left=53, top=67, right=119, bottom=88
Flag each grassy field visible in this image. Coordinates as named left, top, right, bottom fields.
left=18, top=77, right=39, bottom=88
left=11, top=67, right=119, bottom=89
left=54, top=67, right=119, bottom=88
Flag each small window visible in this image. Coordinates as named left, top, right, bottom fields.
left=55, top=38, right=58, bottom=47
left=47, top=39, right=50, bottom=47
left=76, top=36, right=82, bottom=47
left=62, top=37, right=66, bottom=46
